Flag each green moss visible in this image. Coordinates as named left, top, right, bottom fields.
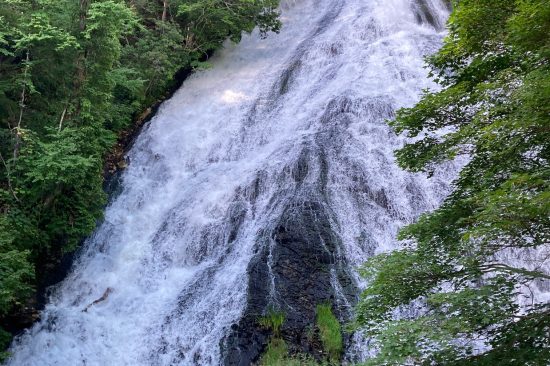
left=316, top=304, right=343, bottom=361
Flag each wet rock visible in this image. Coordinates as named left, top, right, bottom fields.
left=292, top=148, right=310, bottom=185
left=0, top=302, right=40, bottom=334
left=411, top=0, right=445, bottom=30
left=222, top=199, right=357, bottom=365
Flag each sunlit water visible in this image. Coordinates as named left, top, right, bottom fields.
left=7, top=0, right=459, bottom=364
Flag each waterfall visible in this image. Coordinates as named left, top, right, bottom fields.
left=6, top=0, right=456, bottom=365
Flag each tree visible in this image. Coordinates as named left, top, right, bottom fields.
left=355, top=0, right=550, bottom=365
left=177, top=0, right=281, bottom=55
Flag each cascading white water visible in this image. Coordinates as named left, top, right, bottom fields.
left=6, top=0, right=457, bottom=365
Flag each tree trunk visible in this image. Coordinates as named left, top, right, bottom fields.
left=13, top=51, right=30, bottom=161
left=162, top=0, right=169, bottom=21
left=74, top=0, right=90, bottom=118
left=80, top=0, right=89, bottom=31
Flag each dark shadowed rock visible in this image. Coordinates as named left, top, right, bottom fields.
left=222, top=198, right=357, bottom=365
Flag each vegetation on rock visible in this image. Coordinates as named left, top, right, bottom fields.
left=356, top=0, right=550, bottom=365
left=259, top=307, right=285, bottom=336
left=316, top=304, right=342, bottom=362
left=260, top=337, right=321, bottom=366
left=257, top=305, right=341, bottom=366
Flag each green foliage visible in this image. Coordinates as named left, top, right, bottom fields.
left=0, top=246, right=34, bottom=362
left=0, top=327, right=11, bottom=362
left=0, top=250, right=34, bottom=315
left=0, top=0, right=281, bottom=353
left=315, top=304, right=342, bottom=362
left=259, top=307, right=285, bottom=336
left=260, top=337, right=322, bottom=366
left=258, top=307, right=330, bottom=366
left=261, top=337, right=289, bottom=366
left=177, top=0, right=281, bottom=49
left=356, top=0, right=550, bottom=365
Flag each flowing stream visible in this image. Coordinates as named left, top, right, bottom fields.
left=7, top=0, right=457, bottom=365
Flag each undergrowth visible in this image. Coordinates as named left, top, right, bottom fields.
left=316, top=304, right=343, bottom=362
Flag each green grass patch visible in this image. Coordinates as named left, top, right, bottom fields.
left=260, top=338, right=320, bottom=366
left=261, top=337, right=288, bottom=366
left=258, top=307, right=285, bottom=336
left=316, top=304, right=343, bottom=361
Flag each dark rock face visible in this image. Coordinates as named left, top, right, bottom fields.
left=411, top=0, right=447, bottom=30
left=222, top=197, right=357, bottom=365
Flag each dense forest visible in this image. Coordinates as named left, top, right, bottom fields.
left=0, top=0, right=549, bottom=364
left=0, top=0, right=280, bottom=358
